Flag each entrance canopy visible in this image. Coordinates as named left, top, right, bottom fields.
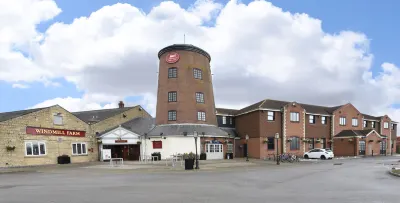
left=99, top=126, right=141, bottom=145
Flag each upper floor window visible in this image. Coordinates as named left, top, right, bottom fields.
left=321, top=116, right=326, bottom=125
left=229, top=117, right=233, bottom=125
left=168, top=91, right=177, bottom=102
left=309, top=115, right=315, bottom=124
left=392, top=124, right=396, bottom=130
left=193, top=68, right=203, bottom=79
left=384, top=122, right=389, bottom=129
left=53, top=113, right=63, bottom=125
left=363, top=120, right=367, bottom=128
left=196, top=92, right=204, bottom=103
left=197, top=111, right=206, bottom=121
left=290, top=112, right=299, bottom=122
left=371, top=121, right=375, bottom=128
left=267, top=111, right=275, bottom=121
left=222, top=116, right=226, bottom=124
left=339, top=117, right=346, bottom=126
left=168, top=110, right=177, bottom=121
left=168, top=67, right=177, bottom=78
left=352, top=118, right=358, bottom=127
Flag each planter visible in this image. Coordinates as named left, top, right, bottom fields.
left=57, top=155, right=71, bottom=164
left=200, top=153, right=207, bottom=160
left=225, top=153, right=234, bottom=159
left=184, top=159, right=195, bottom=170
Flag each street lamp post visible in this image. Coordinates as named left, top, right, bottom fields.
left=275, top=133, right=280, bottom=165
left=245, top=134, right=249, bottom=162
left=194, top=131, right=199, bottom=169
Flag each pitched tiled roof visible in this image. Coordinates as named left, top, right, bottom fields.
left=72, top=106, right=139, bottom=123
left=216, top=108, right=238, bottom=115
left=298, top=103, right=333, bottom=115
left=235, top=100, right=265, bottom=115
left=97, top=116, right=155, bottom=136
left=334, top=129, right=382, bottom=138
left=0, top=107, right=48, bottom=122
left=362, top=114, right=380, bottom=120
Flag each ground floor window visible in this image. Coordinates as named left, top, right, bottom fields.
left=25, top=141, right=46, bottom=156
left=72, top=143, right=87, bottom=155
left=290, top=137, right=300, bottom=150
left=359, top=141, right=366, bottom=155
left=227, top=144, right=233, bottom=153
left=267, top=137, right=275, bottom=150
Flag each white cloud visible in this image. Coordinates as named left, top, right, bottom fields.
left=12, top=83, right=29, bottom=89
left=2, top=0, right=400, bottom=129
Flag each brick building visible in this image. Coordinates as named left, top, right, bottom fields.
left=0, top=102, right=152, bottom=167
left=215, top=99, right=398, bottom=159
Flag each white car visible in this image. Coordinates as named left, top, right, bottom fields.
left=304, top=148, right=334, bottom=160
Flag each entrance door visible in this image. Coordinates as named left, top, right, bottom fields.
left=128, top=145, right=140, bottom=160
left=380, top=141, right=386, bottom=155
left=206, top=144, right=223, bottom=160
left=359, top=141, right=366, bottom=155
left=368, top=142, right=373, bottom=155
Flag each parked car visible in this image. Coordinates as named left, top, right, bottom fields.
left=303, top=148, right=334, bottom=160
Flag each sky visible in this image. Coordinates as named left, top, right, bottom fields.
left=1, top=0, right=400, bottom=124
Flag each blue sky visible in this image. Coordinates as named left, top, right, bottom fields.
left=1, top=0, right=399, bottom=112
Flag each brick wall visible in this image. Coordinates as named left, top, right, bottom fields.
left=284, top=103, right=305, bottom=155
left=0, top=106, right=97, bottom=167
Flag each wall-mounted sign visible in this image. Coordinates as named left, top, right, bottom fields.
left=165, top=52, right=180, bottom=64
left=115, top=140, right=128, bottom=143
left=153, top=141, right=162, bottom=149
left=26, top=126, right=86, bottom=137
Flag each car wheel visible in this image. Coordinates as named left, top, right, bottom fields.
left=304, top=155, right=309, bottom=159
left=321, top=155, right=326, bottom=160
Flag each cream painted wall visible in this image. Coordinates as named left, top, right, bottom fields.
left=141, top=136, right=201, bottom=160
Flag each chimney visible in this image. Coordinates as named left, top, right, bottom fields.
left=118, top=101, right=124, bottom=108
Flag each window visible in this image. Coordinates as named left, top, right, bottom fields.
left=168, top=110, right=177, bottom=121
left=309, top=115, right=315, bottom=124
left=290, top=137, right=300, bottom=150
left=72, top=143, right=87, bottom=155
left=393, top=124, right=396, bottom=130
left=25, top=141, right=46, bottom=156
left=168, top=67, right=177, bottom=78
left=267, top=137, right=275, bottom=150
left=197, top=111, right=206, bottom=121
left=352, top=118, right=358, bottom=127
left=193, top=68, right=202, bottom=79
left=363, top=120, right=367, bottom=128
left=229, top=117, right=233, bottom=125
left=339, top=117, right=346, bottom=126
left=290, top=112, right=299, bottom=122
left=371, top=121, right=375, bottom=128
left=267, top=111, right=275, bottom=121
left=195, top=92, right=204, bottom=103
left=227, top=144, right=233, bottom=153
left=168, top=91, right=177, bottom=102
left=222, top=116, right=226, bottom=124
left=321, top=116, right=326, bottom=124
left=53, top=113, right=63, bottom=125
left=384, top=122, right=389, bottom=129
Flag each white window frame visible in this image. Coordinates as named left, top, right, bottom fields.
left=339, top=117, right=346, bottom=126
left=321, top=116, right=326, bottom=124
left=197, top=111, right=206, bottom=121
left=72, top=142, right=87, bottom=155
left=222, top=116, right=226, bottom=124
left=25, top=141, right=46, bottom=156
left=290, top=112, right=299, bottom=122
left=352, top=118, right=358, bottom=127
left=195, top=92, right=204, bottom=103
left=363, top=120, right=367, bottom=128
left=384, top=122, right=389, bottom=129
left=193, top=68, right=203, bottom=79
left=227, top=144, right=233, bottom=153
left=309, top=115, right=315, bottom=124
left=229, top=117, right=233, bottom=125
left=168, top=91, right=177, bottom=102
left=267, top=111, right=274, bottom=121
left=168, top=110, right=177, bottom=121
left=53, top=113, right=63, bottom=125
left=371, top=121, right=375, bottom=128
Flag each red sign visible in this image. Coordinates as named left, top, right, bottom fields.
left=152, top=141, right=162, bottom=149
left=26, top=126, right=86, bottom=137
left=165, top=52, right=180, bottom=64
left=115, top=140, right=128, bottom=143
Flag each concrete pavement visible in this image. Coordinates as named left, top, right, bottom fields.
left=0, top=157, right=399, bottom=203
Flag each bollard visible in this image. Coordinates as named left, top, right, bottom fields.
left=372, top=150, right=374, bottom=157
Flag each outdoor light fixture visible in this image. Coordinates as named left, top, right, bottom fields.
left=194, top=131, right=199, bottom=169
left=245, top=134, right=249, bottom=162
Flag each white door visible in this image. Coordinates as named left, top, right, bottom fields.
left=206, top=144, right=223, bottom=160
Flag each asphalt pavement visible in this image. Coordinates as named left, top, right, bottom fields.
left=0, top=157, right=399, bottom=203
